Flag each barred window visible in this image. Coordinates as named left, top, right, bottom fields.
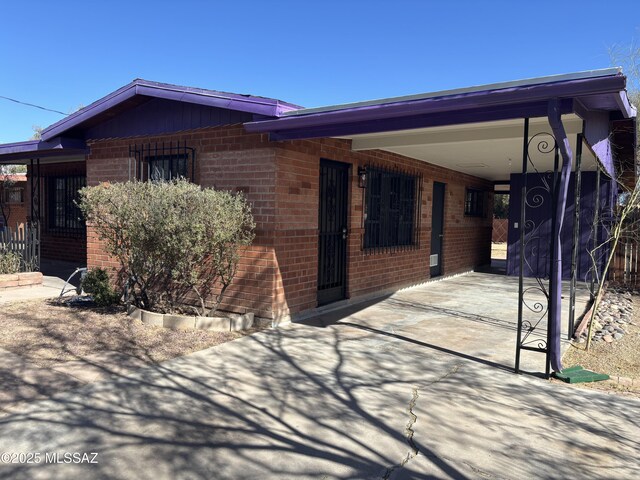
left=48, top=176, right=86, bottom=233
left=464, top=188, right=485, bottom=217
left=129, top=142, right=195, bottom=182
left=5, top=188, right=24, bottom=204
left=363, top=166, right=421, bottom=251
left=148, top=154, right=188, bottom=181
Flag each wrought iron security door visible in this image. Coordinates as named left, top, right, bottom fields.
left=318, top=159, right=350, bottom=306
left=430, top=182, right=446, bottom=277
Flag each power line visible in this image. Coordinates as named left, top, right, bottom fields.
left=0, top=95, right=67, bottom=115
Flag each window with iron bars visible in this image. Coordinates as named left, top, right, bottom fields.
left=47, top=176, right=86, bottom=234
left=4, top=188, right=24, bottom=204
left=129, top=142, right=196, bottom=182
left=464, top=188, right=485, bottom=217
left=363, top=166, right=422, bottom=252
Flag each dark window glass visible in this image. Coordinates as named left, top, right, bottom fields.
left=465, top=188, right=485, bottom=217
left=48, top=176, right=86, bottom=232
left=147, top=154, right=188, bottom=181
left=5, top=188, right=23, bottom=204
left=364, top=166, right=419, bottom=250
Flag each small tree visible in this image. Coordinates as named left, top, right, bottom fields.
left=79, top=180, right=255, bottom=315
left=582, top=44, right=640, bottom=348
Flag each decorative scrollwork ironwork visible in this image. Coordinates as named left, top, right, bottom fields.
left=517, top=128, right=558, bottom=369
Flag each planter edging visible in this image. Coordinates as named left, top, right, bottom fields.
left=127, top=306, right=254, bottom=332
left=0, top=272, right=43, bottom=290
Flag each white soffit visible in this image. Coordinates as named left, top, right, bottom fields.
left=345, top=115, right=597, bottom=181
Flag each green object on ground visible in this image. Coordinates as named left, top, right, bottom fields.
left=554, top=365, right=610, bottom=384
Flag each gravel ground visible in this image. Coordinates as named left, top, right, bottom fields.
left=0, top=299, right=259, bottom=368
left=562, top=296, right=640, bottom=396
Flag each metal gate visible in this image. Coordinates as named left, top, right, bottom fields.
left=317, top=159, right=350, bottom=306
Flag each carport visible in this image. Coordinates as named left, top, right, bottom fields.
left=246, top=67, right=637, bottom=375
left=301, top=271, right=591, bottom=374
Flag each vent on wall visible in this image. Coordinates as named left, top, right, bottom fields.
left=430, top=254, right=438, bottom=267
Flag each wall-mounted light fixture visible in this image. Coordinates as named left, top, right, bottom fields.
left=357, top=166, right=367, bottom=188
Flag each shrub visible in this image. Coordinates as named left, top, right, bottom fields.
left=0, top=250, right=21, bottom=275
left=79, top=180, right=255, bottom=315
left=81, top=267, right=120, bottom=307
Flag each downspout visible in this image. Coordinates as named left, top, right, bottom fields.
left=547, top=99, right=573, bottom=372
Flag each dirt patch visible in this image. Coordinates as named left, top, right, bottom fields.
left=561, top=296, right=640, bottom=397
left=0, top=299, right=261, bottom=369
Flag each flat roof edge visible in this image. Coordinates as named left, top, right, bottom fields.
left=281, top=68, right=623, bottom=117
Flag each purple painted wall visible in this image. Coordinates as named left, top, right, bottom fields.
left=85, top=98, right=254, bottom=140
left=506, top=171, right=614, bottom=281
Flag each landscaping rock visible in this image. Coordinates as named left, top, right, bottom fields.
left=603, top=334, right=614, bottom=343
left=613, top=332, right=624, bottom=340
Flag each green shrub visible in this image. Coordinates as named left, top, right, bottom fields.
left=0, top=250, right=21, bottom=275
left=79, top=179, right=255, bottom=315
left=81, top=267, right=120, bottom=307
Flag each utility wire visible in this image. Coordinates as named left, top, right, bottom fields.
left=0, top=95, right=67, bottom=115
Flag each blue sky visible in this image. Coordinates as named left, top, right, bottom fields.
left=0, top=0, right=638, bottom=143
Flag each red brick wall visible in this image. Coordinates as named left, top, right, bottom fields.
left=272, top=138, right=493, bottom=318
left=25, top=161, right=87, bottom=264
left=1, top=179, right=28, bottom=229
left=86, top=126, right=280, bottom=319
left=84, top=125, right=492, bottom=320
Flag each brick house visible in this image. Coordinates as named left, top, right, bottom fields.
left=0, top=69, right=635, bottom=327
left=0, top=174, right=28, bottom=229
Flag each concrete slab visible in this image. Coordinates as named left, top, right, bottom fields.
left=0, top=348, right=82, bottom=413
left=303, top=272, right=591, bottom=374
left=0, top=273, right=636, bottom=479
left=51, top=352, right=149, bottom=384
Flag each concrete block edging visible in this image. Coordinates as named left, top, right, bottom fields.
left=127, top=306, right=254, bottom=332
left=0, top=272, right=43, bottom=290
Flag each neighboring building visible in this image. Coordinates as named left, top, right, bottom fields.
left=0, top=68, right=635, bottom=324
left=0, top=174, right=28, bottom=230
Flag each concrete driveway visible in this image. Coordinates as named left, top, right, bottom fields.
left=0, top=273, right=638, bottom=479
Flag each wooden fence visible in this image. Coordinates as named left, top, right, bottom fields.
left=492, top=218, right=508, bottom=243
left=0, top=223, right=40, bottom=272
left=609, top=238, right=640, bottom=286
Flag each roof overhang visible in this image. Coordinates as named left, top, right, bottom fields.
left=0, top=138, right=87, bottom=164
left=245, top=68, right=636, bottom=141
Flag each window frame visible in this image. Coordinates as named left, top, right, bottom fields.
left=47, top=175, right=86, bottom=234
left=464, top=188, right=486, bottom=217
left=4, top=187, right=24, bottom=204
left=146, top=153, right=189, bottom=182
left=363, top=165, right=422, bottom=252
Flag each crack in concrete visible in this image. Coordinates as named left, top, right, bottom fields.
left=382, top=365, right=460, bottom=479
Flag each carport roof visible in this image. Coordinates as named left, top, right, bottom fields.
left=244, top=67, right=636, bottom=140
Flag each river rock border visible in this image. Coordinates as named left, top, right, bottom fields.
left=576, top=289, right=634, bottom=344
left=127, top=306, right=254, bottom=332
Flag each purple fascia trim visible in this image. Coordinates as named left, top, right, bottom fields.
left=0, top=138, right=87, bottom=162
left=0, top=140, right=40, bottom=155
left=41, top=79, right=302, bottom=141
left=547, top=99, right=574, bottom=373
left=267, top=100, right=575, bottom=141
left=584, top=110, right=615, bottom=177
left=245, top=75, right=627, bottom=138
left=615, top=90, right=638, bottom=119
